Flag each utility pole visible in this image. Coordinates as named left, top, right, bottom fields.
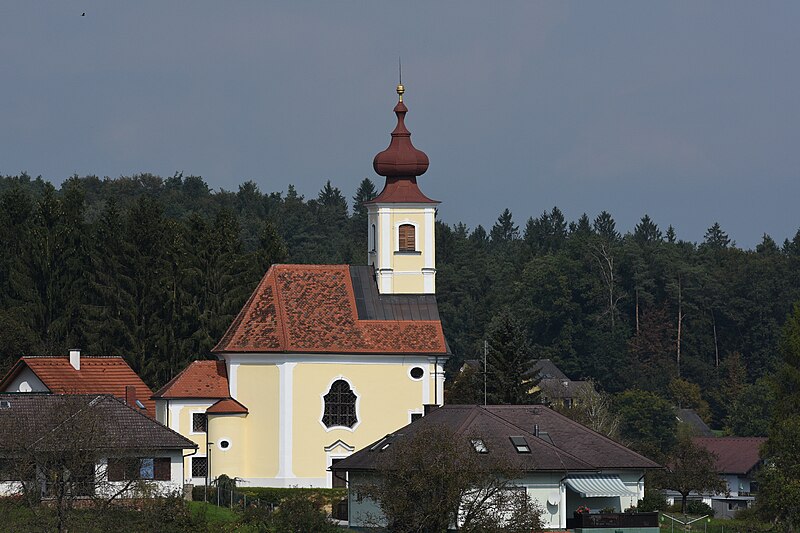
left=484, top=340, right=488, bottom=406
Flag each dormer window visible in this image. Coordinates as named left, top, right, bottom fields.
left=398, top=224, right=416, bottom=252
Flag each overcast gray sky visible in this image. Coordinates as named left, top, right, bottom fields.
left=1, top=2, right=798, bottom=248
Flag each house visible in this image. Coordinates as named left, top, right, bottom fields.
left=154, top=84, right=450, bottom=488
left=0, top=393, right=196, bottom=498
left=691, top=437, right=766, bottom=519
left=0, top=350, right=155, bottom=417
left=332, top=404, right=661, bottom=530
left=675, top=408, right=714, bottom=437
left=456, top=358, right=593, bottom=408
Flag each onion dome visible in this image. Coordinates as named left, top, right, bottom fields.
left=373, top=84, right=429, bottom=178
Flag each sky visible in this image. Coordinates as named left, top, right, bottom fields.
left=1, top=2, right=798, bottom=249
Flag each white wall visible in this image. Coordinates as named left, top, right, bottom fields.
left=3, top=368, right=48, bottom=393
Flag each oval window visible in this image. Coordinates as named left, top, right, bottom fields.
left=219, top=440, right=230, bottom=450
left=410, top=367, right=424, bottom=380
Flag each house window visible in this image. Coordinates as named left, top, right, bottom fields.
left=331, top=458, right=347, bottom=488
left=398, top=224, right=416, bottom=252
left=108, top=458, right=170, bottom=481
left=323, top=380, right=358, bottom=428
left=371, top=224, right=376, bottom=252
left=510, top=436, right=531, bottom=453
left=192, top=413, right=207, bottom=433
left=191, top=457, right=208, bottom=478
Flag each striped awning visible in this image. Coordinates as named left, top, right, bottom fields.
left=564, top=474, right=636, bottom=498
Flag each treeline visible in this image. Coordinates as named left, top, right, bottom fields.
left=1, top=172, right=799, bottom=433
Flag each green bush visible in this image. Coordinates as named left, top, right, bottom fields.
left=685, top=500, right=714, bottom=517
left=637, top=489, right=668, bottom=512
left=191, top=484, right=346, bottom=507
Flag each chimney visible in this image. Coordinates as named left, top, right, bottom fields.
left=534, top=424, right=539, bottom=437
left=125, top=385, right=137, bottom=408
left=69, top=349, right=81, bottom=371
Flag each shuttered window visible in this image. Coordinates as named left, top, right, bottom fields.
left=398, top=224, right=415, bottom=252
left=107, top=457, right=171, bottom=481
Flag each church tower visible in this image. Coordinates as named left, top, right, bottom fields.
left=366, top=84, right=438, bottom=294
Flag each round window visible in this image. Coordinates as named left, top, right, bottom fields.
left=219, top=440, right=230, bottom=450
left=410, top=367, right=424, bottom=380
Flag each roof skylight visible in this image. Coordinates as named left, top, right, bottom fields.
left=510, top=436, right=531, bottom=453
left=471, top=438, right=488, bottom=453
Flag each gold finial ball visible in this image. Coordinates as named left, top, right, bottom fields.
left=396, top=83, right=405, bottom=101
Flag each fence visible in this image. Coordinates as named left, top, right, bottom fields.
left=191, top=479, right=349, bottom=520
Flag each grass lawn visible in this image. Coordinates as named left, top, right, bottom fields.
left=188, top=500, right=243, bottom=530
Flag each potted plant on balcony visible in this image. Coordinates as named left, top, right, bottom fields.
left=574, top=505, right=591, bottom=517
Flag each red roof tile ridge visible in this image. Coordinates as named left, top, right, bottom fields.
left=478, top=406, right=595, bottom=470
left=213, top=265, right=283, bottom=353
left=270, top=267, right=289, bottom=350
left=343, top=265, right=363, bottom=322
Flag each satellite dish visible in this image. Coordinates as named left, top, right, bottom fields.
left=547, top=492, right=560, bottom=506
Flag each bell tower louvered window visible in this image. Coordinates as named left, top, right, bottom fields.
left=398, top=224, right=416, bottom=252
left=323, top=380, right=358, bottom=428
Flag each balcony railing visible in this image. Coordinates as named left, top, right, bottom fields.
left=567, top=512, right=659, bottom=529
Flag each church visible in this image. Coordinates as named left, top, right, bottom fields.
left=152, top=84, right=450, bottom=488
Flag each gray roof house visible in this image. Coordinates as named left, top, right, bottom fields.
left=0, top=393, right=197, bottom=499
left=333, top=404, right=660, bottom=530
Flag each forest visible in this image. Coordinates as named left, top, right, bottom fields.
left=1, top=172, right=799, bottom=437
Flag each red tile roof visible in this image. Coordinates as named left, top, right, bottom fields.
left=366, top=177, right=438, bottom=204
left=693, top=437, right=767, bottom=475
left=213, top=265, right=448, bottom=355
left=152, top=361, right=230, bottom=399
left=206, top=398, right=249, bottom=414
left=0, top=356, right=155, bottom=416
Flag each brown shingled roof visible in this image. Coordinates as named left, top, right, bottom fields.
left=213, top=264, right=448, bottom=355
left=693, top=437, right=767, bottom=475
left=0, top=393, right=196, bottom=451
left=0, top=356, right=155, bottom=416
left=153, top=360, right=230, bottom=399
left=333, top=405, right=660, bottom=473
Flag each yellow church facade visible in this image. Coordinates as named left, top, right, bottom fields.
left=153, top=85, right=449, bottom=488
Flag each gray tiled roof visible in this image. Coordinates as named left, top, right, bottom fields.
left=333, top=404, right=660, bottom=472
left=0, top=393, right=196, bottom=451
left=349, top=266, right=441, bottom=321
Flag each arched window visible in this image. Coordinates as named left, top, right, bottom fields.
left=398, top=224, right=416, bottom=252
left=322, top=380, right=358, bottom=428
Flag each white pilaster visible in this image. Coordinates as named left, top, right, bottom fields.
left=228, top=362, right=239, bottom=399
left=379, top=208, right=391, bottom=268
left=277, top=362, right=296, bottom=479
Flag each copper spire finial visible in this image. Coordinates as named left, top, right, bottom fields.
left=372, top=82, right=429, bottom=178
left=397, top=57, right=404, bottom=102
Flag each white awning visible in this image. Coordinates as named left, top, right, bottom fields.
left=564, top=474, right=636, bottom=498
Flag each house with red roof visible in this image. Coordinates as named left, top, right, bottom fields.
left=0, top=350, right=154, bottom=416
left=694, top=437, right=766, bottom=518
left=154, top=84, right=450, bottom=488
